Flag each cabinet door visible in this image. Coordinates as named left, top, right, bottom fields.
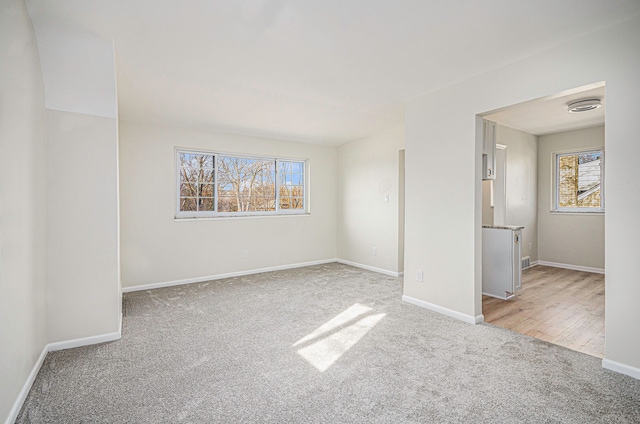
left=482, top=120, right=496, bottom=180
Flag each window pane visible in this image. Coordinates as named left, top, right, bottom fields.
left=279, top=186, right=291, bottom=197
left=180, top=167, right=198, bottom=184
left=290, top=174, right=302, bottom=185
left=199, top=198, right=214, bottom=211
left=200, top=168, right=214, bottom=184
left=218, top=195, right=236, bottom=212
left=248, top=197, right=275, bottom=211
left=217, top=156, right=276, bottom=212
left=180, top=197, right=197, bottom=211
left=178, top=151, right=216, bottom=214
left=558, top=152, right=602, bottom=209
left=180, top=153, right=214, bottom=169
left=180, top=183, right=197, bottom=196
left=279, top=161, right=291, bottom=174
left=201, top=184, right=214, bottom=197
left=179, top=153, right=195, bottom=166
left=277, top=161, right=304, bottom=212
left=280, top=197, right=291, bottom=209
left=292, top=197, right=304, bottom=209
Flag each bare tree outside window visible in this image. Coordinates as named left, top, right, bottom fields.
left=279, top=161, right=304, bottom=210
left=179, top=153, right=214, bottom=211
left=217, top=157, right=276, bottom=212
left=176, top=150, right=306, bottom=217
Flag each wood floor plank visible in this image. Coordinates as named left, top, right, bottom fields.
left=482, top=265, right=605, bottom=358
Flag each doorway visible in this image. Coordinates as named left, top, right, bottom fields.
left=479, top=82, right=606, bottom=358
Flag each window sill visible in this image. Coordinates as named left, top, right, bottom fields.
left=550, top=210, right=604, bottom=216
left=175, top=213, right=311, bottom=222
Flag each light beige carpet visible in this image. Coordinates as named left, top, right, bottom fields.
left=17, top=263, right=640, bottom=423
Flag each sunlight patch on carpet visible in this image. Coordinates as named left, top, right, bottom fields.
left=293, top=303, right=372, bottom=347
left=294, top=303, right=385, bottom=372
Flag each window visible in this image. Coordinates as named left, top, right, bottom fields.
left=176, top=149, right=307, bottom=218
left=553, top=149, right=604, bottom=213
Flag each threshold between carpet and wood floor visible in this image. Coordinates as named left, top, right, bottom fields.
left=17, top=263, right=640, bottom=423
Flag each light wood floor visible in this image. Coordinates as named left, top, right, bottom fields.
left=482, top=265, right=605, bottom=358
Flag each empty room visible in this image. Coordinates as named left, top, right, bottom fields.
left=2, top=1, right=640, bottom=423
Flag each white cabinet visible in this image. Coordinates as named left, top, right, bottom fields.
left=482, top=119, right=496, bottom=180
left=482, top=226, right=522, bottom=300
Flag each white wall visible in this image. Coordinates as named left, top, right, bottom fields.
left=337, top=126, right=405, bottom=275
left=0, top=1, right=47, bottom=421
left=119, top=121, right=337, bottom=288
left=537, top=126, right=604, bottom=270
left=46, top=110, right=121, bottom=342
left=404, top=16, right=640, bottom=373
left=498, top=125, right=538, bottom=264
left=25, top=2, right=118, bottom=119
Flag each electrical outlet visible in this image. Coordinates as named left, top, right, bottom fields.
left=416, top=270, right=423, bottom=282
left=372, top=247, right=377, bottom=256
left=242, top=249, right=248, bottom=259
left=528, top=242, right=532, bottom=251
left=384, top=195, right=389, bottom=203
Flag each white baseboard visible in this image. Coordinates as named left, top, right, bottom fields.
left=6, top=323, right=122, bottom=424
left=5, top=344, right=48, bottom=424
left=537, top=260, right=604, bottom=274
left=523, top=260, right=539, bottom=270
left=336, top=259, right=401, bottom=277
left=402, top=295, right=484, bottom=325
left=602, top=359, right=640, bottom=380
left=48, top=330, right=122, bottom=352
left=122, top=258, right=338, bottom=293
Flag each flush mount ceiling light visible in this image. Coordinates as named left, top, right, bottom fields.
left=567, top=99, right=602, bottom=113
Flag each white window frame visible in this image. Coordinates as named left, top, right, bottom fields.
left=552, top=147, right=605, bottom=214
left=176, top=148, right=308, bottom=219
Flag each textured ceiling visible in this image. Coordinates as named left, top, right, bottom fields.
left=25, top=0, right=640, bottom=145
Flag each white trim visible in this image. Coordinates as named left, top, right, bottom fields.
left=175, top=213, right=311, bottom=221
left=482, top=291, right=515, bottom=300
left=550, top=211, right=604, bottom=216
left=6, top=323, right=123, bottom=424
left=552, top=147, right=605, bottom=213
left=336, top=259, right=401, bottom=277
left=48, top=329, right=122, bottom=352
left=537, top=260, right=604, bottom=274
left=5, top=344, right=48, bottom=424
left=523, top=260, right=539, bottom=270
left=602, top=359, right=640, bottom=380
left=402, top=295, right=484, bottom=325
left=122, top=259, right=338, bottom=292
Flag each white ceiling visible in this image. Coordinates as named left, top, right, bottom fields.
left=25, top=1, right=640, bottom=145
left=484, top=84, right=606, bottom=136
